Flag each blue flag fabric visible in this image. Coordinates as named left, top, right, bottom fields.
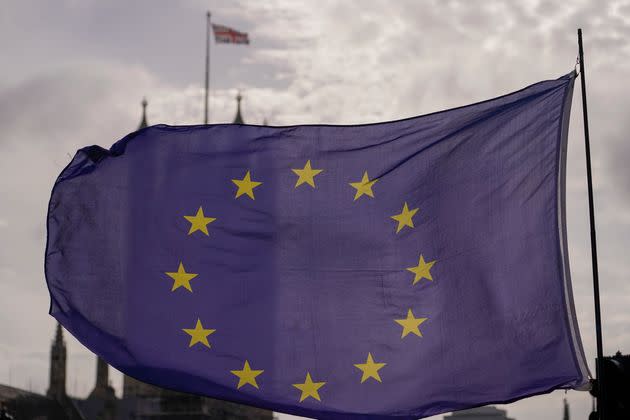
left=46, top=73, right=589, bottom=419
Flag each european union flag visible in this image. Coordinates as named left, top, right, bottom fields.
left=46, top=73, right=589, bottom=419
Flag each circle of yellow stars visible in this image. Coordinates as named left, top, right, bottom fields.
left=162, top=159, right=438, bottom=403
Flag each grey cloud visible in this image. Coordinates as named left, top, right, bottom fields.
left=0, top=64, right=150, bottom=149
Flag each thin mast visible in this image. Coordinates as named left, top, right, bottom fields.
left=578, top=28, right=605, bottom=419
left=204, top=11, right=211, bottom=124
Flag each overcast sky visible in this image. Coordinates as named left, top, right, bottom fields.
left=1, top=1, right=629, bottom=419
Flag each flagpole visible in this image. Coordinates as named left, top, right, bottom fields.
left=577, top=28, right=605, bottom=419
left=204, top=11, right=211, bottom=124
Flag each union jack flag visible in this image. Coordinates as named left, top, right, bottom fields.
left=212, top=24, right=250, bottom=44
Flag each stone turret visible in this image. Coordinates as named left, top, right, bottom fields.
left=84, top=355, right=117, bottom=420
left=89, top=357, right=110, bottom=399
left=233, top=92, right=244, bottom=124
left=139, top=98, right=148, bottom=129
left=46, top=323, right=66, bottom=399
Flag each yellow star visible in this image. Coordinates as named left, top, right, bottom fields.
left=232, top=170, right=262, bottom=200
left=292, top=372, right=326, bottom=402
left=165, top=262, right=199, bottom=292
left=395, top=309, right=428, bottom=338
left=406, top=255, right=436, bottom=285
left=230, top=360, right=264, bottom=390
left=349, top=171, right=378, bottom=201
left=182, top=318, right=215, bottom=348
left=354, top=352, right=386, bottom=383
left=183, top=206, right=216, bottom=236
left=391, top=202, right=419, bottom=233
left=291, top=160, right=323, bottom=188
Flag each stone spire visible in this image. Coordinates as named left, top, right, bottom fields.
left=88, top=356, right=117, bottom=420
left=563, top=398, right=570, bottom=420
left=139, top=97, right=148, bottom=129
left=47, top=323, right=66, bottom=399
left=89, top=356, right=110, bottom=398
left=232, top=92, right=244, bottom=124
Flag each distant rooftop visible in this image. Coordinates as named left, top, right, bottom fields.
left=444, top=406, right=514, bottom=420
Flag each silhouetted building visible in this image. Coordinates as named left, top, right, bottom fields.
left=444, top=406, right=514, bottom=420
left=1, top=324, right=83, bottom=420
left=1, top=322, right=272, bottom=419
left=1, top=383, right=74, bottom=420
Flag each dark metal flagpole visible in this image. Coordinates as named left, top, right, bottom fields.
left=578, top=28, right=605, bottom=419
left=204, top=11, right=211, bottom=124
